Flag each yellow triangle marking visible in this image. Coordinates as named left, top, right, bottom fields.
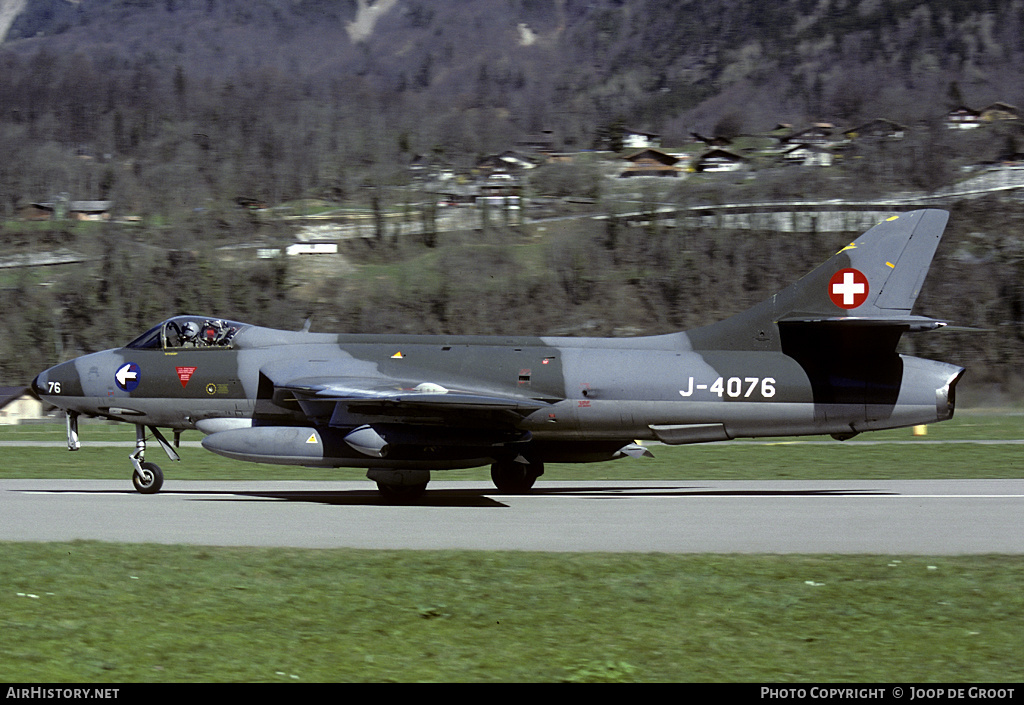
left=306, top=434, right=318, bottom=444
left=391, top=352, right=404, bottom=359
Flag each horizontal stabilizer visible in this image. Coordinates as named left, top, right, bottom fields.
left=778, top=314, right=949, bottom=332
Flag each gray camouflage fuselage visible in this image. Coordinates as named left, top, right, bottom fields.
left=32, top=209, right=965, bottom=486
left=33, top=324, right=961, bottom=469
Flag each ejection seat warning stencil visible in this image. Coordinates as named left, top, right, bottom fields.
left=176, top=366, right=197, bottom=388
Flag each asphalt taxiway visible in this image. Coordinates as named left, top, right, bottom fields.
left=3, top=479, right=1023, bottom=553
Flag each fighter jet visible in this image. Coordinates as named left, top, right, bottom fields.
left=32, top=209, right=963, bottom=500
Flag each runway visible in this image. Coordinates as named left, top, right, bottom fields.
left=3, top=479, right=1024, bottom=553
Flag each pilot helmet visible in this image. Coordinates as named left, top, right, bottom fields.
left=181, top=321, right=200, bottom=339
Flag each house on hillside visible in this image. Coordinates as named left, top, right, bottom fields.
left=690, top=132, right=733, bottom=148
left=0, top=387, right=46, bottom=425
left=19, top=200, right=113, bottom=221
left=286, top=242, right=338, bottom=256
left=778, top=123, right=838, bottom=147
left=946, top=106, right=983, bottom=129
left=408, top=154, right=456, bottom=183
left=622, top=128, right=661, bottom=150
left=619, top=148, right=681, bottom=177
left=981, top=102, right=1020, bottom=122
left=842, top=118, right=907, bottom=141
left=781, top=144, right=834, bottom=167
left=694, top=149, right=747, bottom=173
left=478, top=174, right=522, bottom=211
left=431, top=183, right=479, bottom=206
left=476, top=151, right=539, bottom=173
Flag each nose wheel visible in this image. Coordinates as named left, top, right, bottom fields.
left=132, top=462, right=164, bottom=494
left=129, top=424, right=178, bottom=494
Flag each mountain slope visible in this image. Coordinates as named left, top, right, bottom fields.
left=2, top=0, right=1023, bottom=139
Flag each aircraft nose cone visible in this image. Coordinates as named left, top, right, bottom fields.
left=32, top=360, right=83, bottom=401
left=30, top=371, right=49, bottom=399
left=29, top=370, right=46, bottom=399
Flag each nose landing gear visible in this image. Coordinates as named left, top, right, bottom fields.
left=129, top=424, right=179, bottom=494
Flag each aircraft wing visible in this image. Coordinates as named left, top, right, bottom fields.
left=268, top=372, right=553, bottom=428
left=282, top=376, right=551, bottom=409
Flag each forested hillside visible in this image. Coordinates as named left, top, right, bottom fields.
left=3, top=0, right=1024, bottom=201
left=2, top=0, right=1024, bottom=397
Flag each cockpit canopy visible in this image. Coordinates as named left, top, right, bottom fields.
left=126, top=316, right=249, bottom=350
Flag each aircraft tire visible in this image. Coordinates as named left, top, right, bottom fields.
left=490, top=460, right=543, bottom=493
left=376, top=481, right=428, bottom=503
left=132, top=462, right=164, bottom=495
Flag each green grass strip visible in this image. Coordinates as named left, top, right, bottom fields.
left=1, top=544, right=1022, bottom=682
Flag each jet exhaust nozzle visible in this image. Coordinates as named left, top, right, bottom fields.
left=938, top=367, right=966, bottom=422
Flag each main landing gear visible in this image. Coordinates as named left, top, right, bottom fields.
left=366, top=469, right=430, bottom=503
left=129, top=424, right=180, bottom=494
left=366, top=459, right=545, bottom=502
left=490, top=458, right=544, bottom=494
left=376, top=481, right=429, bottom=503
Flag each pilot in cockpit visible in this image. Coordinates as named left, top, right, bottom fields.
left=177, top=321, right=201, bottom=347
left=165, top=317, right=238, bottom=348
left=201, top=319, right=234, bottom=346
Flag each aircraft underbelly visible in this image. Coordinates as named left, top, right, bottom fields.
left=529, top=399, right=822, bottom=441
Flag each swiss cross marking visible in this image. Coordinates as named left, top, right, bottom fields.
left=829, top=268, right=869, bottom=309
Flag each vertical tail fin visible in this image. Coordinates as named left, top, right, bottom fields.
left=777, top=208, right=949, bottom=320
left=690, top=209, right=950, bottom=350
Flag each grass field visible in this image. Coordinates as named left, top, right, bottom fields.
left=1, top=412, right=1022, bottom=682
left=2, top=546, right=1023, bottom=683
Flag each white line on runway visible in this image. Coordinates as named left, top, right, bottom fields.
left=4, top=439, right=1024, bottom=447
left=14, top=490, right=1024, bottom=499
